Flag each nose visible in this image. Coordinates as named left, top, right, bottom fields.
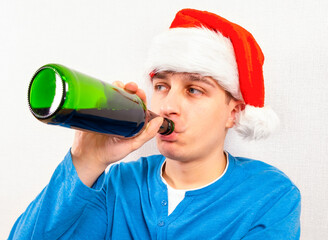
left=160, top=90, right=181, bottom=118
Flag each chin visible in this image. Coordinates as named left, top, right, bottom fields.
left=157, top=143, right=189, bottom=161
left=156, top=135, right=197, bottom=161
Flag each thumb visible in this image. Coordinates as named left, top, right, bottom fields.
left=131, top=117, right=163, bottom=150
left=144, top=116, right=164, bottom=137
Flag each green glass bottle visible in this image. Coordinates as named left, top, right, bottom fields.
left=28, top=64, right=174, bottom=137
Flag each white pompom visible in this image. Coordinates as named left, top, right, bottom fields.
left=234, top=105, right=280, bottom=140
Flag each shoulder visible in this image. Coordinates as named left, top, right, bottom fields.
left=227, top=154, right=301, bottom=221
left=229, top=153, right=300, bottom=196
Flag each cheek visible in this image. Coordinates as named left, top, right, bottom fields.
left=191, top=108, right=228, bottom=147
left=194, top=104, right=230, bottom=132
left=198, top=102, right=228, bottom=121
left=150, top=97, right=160, bottom=112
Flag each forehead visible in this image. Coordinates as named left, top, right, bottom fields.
left=152, top=71, right=218, bottom=88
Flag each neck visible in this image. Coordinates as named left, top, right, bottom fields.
left=162, top=150, right=227, bottom=190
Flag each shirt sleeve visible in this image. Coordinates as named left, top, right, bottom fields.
left=8, top=150, right=108, bottom=240
left=242, top=185, right=301, bottom=240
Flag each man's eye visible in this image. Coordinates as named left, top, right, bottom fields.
left=188, top=87, right=203, bottom=95
left=154, top=84, right=166, bottom=91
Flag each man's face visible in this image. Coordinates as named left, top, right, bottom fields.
left=150, top=72, right=240, bottom=162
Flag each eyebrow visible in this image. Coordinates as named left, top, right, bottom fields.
left=151, top=71, right=171, bottom=80
left=152, top=71, right=217, bottom=88
left=187, top=74, right=217, bottom=88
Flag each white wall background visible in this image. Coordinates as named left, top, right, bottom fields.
left=1, top=0, right=327, bottom=239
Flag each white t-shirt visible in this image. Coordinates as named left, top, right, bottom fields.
left=160, top=152, right=229, bottom=215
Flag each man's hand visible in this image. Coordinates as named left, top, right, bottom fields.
left=71, top=81, right=163, bottom=187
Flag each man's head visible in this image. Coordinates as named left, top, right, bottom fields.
left=150, top=71, right=243, bottom=162
left=146, top=9, right=279, bottom=141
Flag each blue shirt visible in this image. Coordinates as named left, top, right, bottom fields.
left=9, top=151, right=301, bottom=239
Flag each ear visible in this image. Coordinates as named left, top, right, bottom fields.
left=226, top=101, right=245, bottom=128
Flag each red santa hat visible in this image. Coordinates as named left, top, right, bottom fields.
left=145, top=8, right=279, bottom=140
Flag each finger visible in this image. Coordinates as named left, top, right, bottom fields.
left=113, top=81, right=125, bottom=88
left=124, top=82, right=138, bottom=94
left=131, top=117, right=163, bottom=150
left=136, top=88, right=147, bottom=104
left=124, top=82, right=147, bottom=104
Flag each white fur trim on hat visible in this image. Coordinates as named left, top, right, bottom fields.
left=145, top=27, right=243, bottom=100
left=235, top=105, right=280, bottom=140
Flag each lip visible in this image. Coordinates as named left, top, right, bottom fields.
left=159, top=131, right=178, bottom=142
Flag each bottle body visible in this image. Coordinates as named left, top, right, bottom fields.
left=28, top=64, right=173, bottom=137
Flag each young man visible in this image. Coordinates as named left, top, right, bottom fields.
left=9, top=9, right=301, bottom=239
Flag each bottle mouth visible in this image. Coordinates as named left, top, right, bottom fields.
left=159, top=118, right=175, bottom=135
left=28, top=66, right=65, bottom=119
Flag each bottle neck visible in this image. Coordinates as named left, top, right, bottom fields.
left=147, top=110, right=160, bottom=121
left=147, top=110, right=174, bottom=135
